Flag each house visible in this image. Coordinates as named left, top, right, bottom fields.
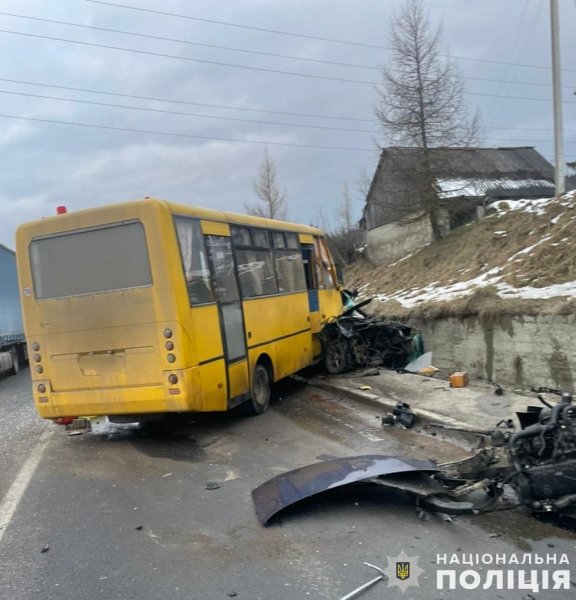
left=363, top=146, right=555, bottom=264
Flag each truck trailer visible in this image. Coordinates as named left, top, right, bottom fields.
left=0, top=243, right=26, bottom=375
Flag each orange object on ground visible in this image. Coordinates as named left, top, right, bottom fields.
left=449, top=372, right=469, bottom=388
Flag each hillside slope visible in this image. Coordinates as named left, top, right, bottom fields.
left=345, top=191, right=576, bottom=319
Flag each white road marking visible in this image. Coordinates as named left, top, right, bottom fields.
left=0, top=428, right=53, bottom=545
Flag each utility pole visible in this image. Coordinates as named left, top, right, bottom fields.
left=550, top=0, right=565, bottom=195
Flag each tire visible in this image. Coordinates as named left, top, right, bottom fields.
left=9, top=347, right=20, bottom=376
left=324, top=340, right=347, bottom=374
left=245, top=363, right=271, bottom=416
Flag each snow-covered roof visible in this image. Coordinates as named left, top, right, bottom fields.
left=436, top=177, right=555, bottom=198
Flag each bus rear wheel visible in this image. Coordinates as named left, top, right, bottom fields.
left=245, top=363, right=271, bottom=416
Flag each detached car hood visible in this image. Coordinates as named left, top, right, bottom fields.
left=252, top=454, right=439, bottom=525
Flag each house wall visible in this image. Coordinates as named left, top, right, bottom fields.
left=366, top=210, right=450, bottom=264
left=367, top=217, right=433, bottom=264
left=414, top=314, right=575, bottom=393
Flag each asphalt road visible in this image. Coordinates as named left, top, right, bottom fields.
left=1, top=368, right=575, bottom=600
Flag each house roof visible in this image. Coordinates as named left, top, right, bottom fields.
left=378, top=146, right=555, bottom=180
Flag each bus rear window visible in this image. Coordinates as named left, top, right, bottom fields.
left=30, top=221, right=152, bottom=300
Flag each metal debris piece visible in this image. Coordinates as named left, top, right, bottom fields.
left=252, top=455, right=439, bottom=525
left=205, top=482, right=221, bottom=490
left=381, top=402, right=416, bottom=428
left=40, top=545, right=49, bottom=553
left=403, top=351, right=433, bottom=374
left=338, top=563, right=387, bottom=600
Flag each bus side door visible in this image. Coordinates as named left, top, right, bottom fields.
left=205, top=235, right=250, bottom=406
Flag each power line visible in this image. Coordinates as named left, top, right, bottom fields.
left=85, top=0, right=576, bottom=73
left=3, top=28, right=576, bottom=105
left=466, top=91, right=575, bottom=104
left=2, top=11, right=574, bottom=91
left=0, top=11, right=380, bottom=72
left=0, top=88, right=377, bottom=133
left=1, top=111, right=574, bottom=152
left=0, top=77, right=374, bottom=122
left=426, top=1, right=541, bottom=22
left=485, top=137, right=576, bottom=144
left=85, top=0, right=394, bottom=51
left=0, top=29, right=375, bottom=85
left=0, top=112, right=376, bottom=151
left=6, top=76, right=576, bottom=133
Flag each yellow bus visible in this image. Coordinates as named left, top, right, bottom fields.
left=15, top=198, right=343, bottom=423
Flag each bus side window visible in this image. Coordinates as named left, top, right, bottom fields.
left=174, top=218, right=213, bottom=305
left=313, top=237, right=336, bottom=290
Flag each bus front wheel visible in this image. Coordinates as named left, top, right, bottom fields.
left=245, top=363, right=271, bottom=416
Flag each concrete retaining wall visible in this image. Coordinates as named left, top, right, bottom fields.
left=414, top=314, right=576, bottom=393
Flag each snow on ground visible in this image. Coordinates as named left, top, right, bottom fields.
left=369, top=192, right=576, bottom=308
left=374, top=270, right=576, bottom=308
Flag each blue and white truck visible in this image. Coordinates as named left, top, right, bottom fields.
left=0, top=243, right=26, bottom=376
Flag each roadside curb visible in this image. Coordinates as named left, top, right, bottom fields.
left=310, top=378, right=475, bottom=432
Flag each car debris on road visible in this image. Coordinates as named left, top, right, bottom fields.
left=252, top=388, right=576, bottom=525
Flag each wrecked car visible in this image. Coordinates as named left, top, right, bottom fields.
left=321, top=296, right=417, bottom=374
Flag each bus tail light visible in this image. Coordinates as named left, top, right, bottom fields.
left=53, top=417, right=76, bottom=425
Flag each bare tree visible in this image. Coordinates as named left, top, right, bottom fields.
left=245, top=148, right=287, bottom=220
left=327, top=184, right=365, bottom=265
left=375, top=0, right=480, bottom=240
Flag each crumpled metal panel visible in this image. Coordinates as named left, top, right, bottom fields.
left=252, top=455, right=439, bottom=525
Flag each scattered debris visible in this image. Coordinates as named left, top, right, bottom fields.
left=65, top=418, right=92, bottom=435
left=252, top=388, right=576, bottom=525
left=338, top=563, right=386, bottom=600
left=403, top=351, right=433, bottom=374
left=449, top=372, right=469, bottom=388
left=135, top=526, right=143, bottom=531
left=418, top=365, right=439, bottom=377
left=351, top=369, right=380, bottom=378
left=381, top=402, right=416, bottom=428
left=358, top=385, right=372, bottom=391
left=40, top=545, right=49, bottom=553
left=488, top=533, right=501, bottom=538
left=226, top=592, right=238, bottom=598
left=205, top=482, right=221, bottom=490
left=494, top=384, right=504, bottom=396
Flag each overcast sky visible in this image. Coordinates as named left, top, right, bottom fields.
left=0, top=0, right=575, bottom=248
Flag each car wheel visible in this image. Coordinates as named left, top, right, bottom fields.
left=325, top=340, right=347, bottom=374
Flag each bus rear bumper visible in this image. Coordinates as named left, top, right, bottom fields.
left=34, top=369, right=207, bottom=419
